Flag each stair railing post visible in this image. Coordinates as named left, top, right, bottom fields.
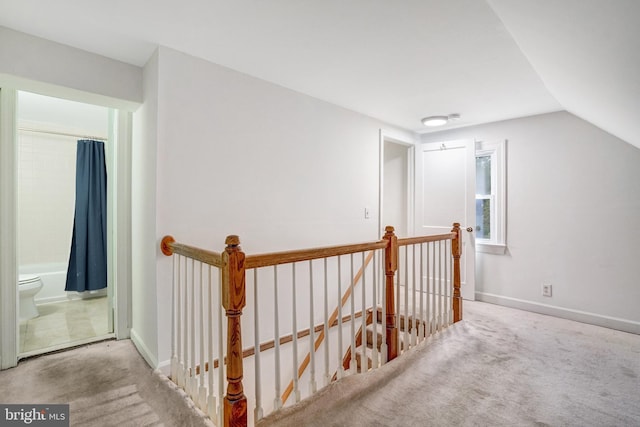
left=383, top=226, right=398, bottom=361
left=221, top=235, right=248, bottom=427
left=451, top=223, right=463, bottom=322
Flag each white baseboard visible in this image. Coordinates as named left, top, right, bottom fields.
left=36, top=289, right=108, bottom=305
left=130, top=328, right=159, bottom=369
left=157, top=358, right=171, bottom=376
left=475, top=292, right=640, bottom=335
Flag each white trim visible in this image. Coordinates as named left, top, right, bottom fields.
left=476, top=292, right=640, bottom=335
left=378, top=130, right=415, bottom=237
left=157, top=359, right=172, bottom=376
left=0, top=88, right=18, bottom=370
left=18, top=334, right=115, bottom=360
left=131, top=328, right=159, bottom=369
left=476, top=243, right=507, bottom=255
left=114, top=110, right=133, bottom=339
left=475, top=139, right=507, bottom=249
left=0, top=84, right=135, bottom=370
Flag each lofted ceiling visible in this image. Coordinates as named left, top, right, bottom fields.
left=0, top=0, right=638, bottom=147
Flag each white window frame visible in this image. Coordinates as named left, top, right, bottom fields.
left=475, top=140, right=507, bottom=255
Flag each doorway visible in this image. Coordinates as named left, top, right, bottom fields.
left=1, top=85, right=132, bottom=369
left=16, top=91, right=114, bottom=356
left=380, top=134, right=414, bottom=237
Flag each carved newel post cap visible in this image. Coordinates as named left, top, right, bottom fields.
left=160, top=235, right=175, bottom=256
left=385, top=226, right=395, bottom=233
left=453, top=222, right=460, bottom=228
left=225, top=235, right=240, bottom=246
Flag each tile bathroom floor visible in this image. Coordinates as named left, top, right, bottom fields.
left=19, top=296, right=110, bottom=354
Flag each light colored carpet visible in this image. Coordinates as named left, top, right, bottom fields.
left=259, top=301, right=640, bottom=427
left=0, top=339, right=213, bottom=427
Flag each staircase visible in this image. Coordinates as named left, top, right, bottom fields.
left=160, top=223, right=464, bottom=427
left=342, top=307, right=422, bottom=376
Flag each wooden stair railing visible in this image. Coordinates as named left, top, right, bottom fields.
left=160, top=222, right=463, bottom=427
left=281, top=250, right=375, bottom=405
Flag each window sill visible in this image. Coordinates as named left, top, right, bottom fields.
left=477, top=243, right=507, bottom=255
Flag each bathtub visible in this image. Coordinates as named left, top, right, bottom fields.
left=19, top=263, right=107, bottom=304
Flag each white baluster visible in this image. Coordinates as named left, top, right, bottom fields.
left=182, top=256, right=189, bottom=388
left=323, top=258, right=330, bottom=386
left=360, top=252, right=367, bottom=373
left=199, top=262, right=207, bottom=409
left=217, top=272, right=224, bottom=426
left=337, top=256, right=344, bottom=379
left=431, top=241, right=436, bottom=334
left=190, top=259, right=197, bottom=398
left=396, top=254, right=401, bottom=355
left=273, top=266, right=282, bottom=410
left=291, top=264, right=300, bottom=403
left=438, top=241, right=443, bottom=331
left=372, top=251, right=378, bottom=368
left=403, top=246, right=409, bottom=350
left=419, top=244, right=425, bottom=342
left=444, top=240, right=449, bottom=327
left=253, top=269, right=263, bottom=423
left=179, top=256, right=187, bottom=388
left=309, top=260, right=317, bottom=394
left=449, top=241, right=454, bottom=325
left=380, top=250, right=387, bottom=365
left=349, top=254, right=356, bottom=374
left=171, top=255, right=179, bottom=384
left=207, top=266, right=216, bottom=421
left=411, top=245, right=417, bottom=347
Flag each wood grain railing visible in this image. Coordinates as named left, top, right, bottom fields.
left=160, top=223, right=463, bottom=427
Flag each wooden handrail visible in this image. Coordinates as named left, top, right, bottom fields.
left=160, top=223, right=463, bottom=427
left=281, top=250, right=376, bottom=405
left=161, top=235, right=223, bottom=267
left=397, top=232, right=456, bottom=247
left=245, top=241, right=387, bottom=269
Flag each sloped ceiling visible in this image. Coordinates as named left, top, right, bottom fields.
left=0, top=1, right=637, bottom=148
left=489, top=0, right=640, bottom=148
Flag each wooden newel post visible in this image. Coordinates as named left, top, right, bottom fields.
left=451, top=223, right=463, bottom=323
left=383, top=226, right=399, bottom=361
left=221, top=235, right=248, bottom=427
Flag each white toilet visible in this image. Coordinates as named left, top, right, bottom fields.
left=19, top=274, right=43, bottom=322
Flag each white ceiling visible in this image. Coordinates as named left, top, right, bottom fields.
left=0, top=0, right=638, bottom=147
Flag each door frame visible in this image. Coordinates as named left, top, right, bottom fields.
left=0, top=82, right=133, bottom=368
left=0, top=88, right=18, bottom=369
left=378, top=129, right=415, bottom=237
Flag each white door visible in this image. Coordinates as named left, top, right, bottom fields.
left=417, top=140, right=475, bottom=300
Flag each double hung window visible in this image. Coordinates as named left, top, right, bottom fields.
left=475, top=140, right=506, bottom=254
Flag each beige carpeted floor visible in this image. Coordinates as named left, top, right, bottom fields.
left=2, top=302, right=639, bottom=427
left=259, top=301, right=640, bottom=427
left=0, top=339, right=212, bottom=427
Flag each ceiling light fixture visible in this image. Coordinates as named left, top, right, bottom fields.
left=421, top=113, right=460, bottom=127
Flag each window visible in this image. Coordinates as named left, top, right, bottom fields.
left=475, top=140, right=506, bottom=254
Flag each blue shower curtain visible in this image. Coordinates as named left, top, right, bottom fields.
left=65, top=140, right=107, bottom=292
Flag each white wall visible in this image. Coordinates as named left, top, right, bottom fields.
left=421, top=112, right=640, bottom=332
left=0, top=26, right=142, bottom=106
left=148, top=47, right=415, bottom=367
left=131, top=50, right=160, bottom=367
left=383, top=141, right=409, bottom=236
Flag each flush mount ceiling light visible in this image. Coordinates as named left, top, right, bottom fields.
left=421, top=113, right=460, bottom=127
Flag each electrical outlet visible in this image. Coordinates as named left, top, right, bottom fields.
left=542, top=283, right=552, bottom=297
left=364, top=207, right=370, bottom=219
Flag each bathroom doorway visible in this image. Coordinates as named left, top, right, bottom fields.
left=16, top=91, right=115, bottom=357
